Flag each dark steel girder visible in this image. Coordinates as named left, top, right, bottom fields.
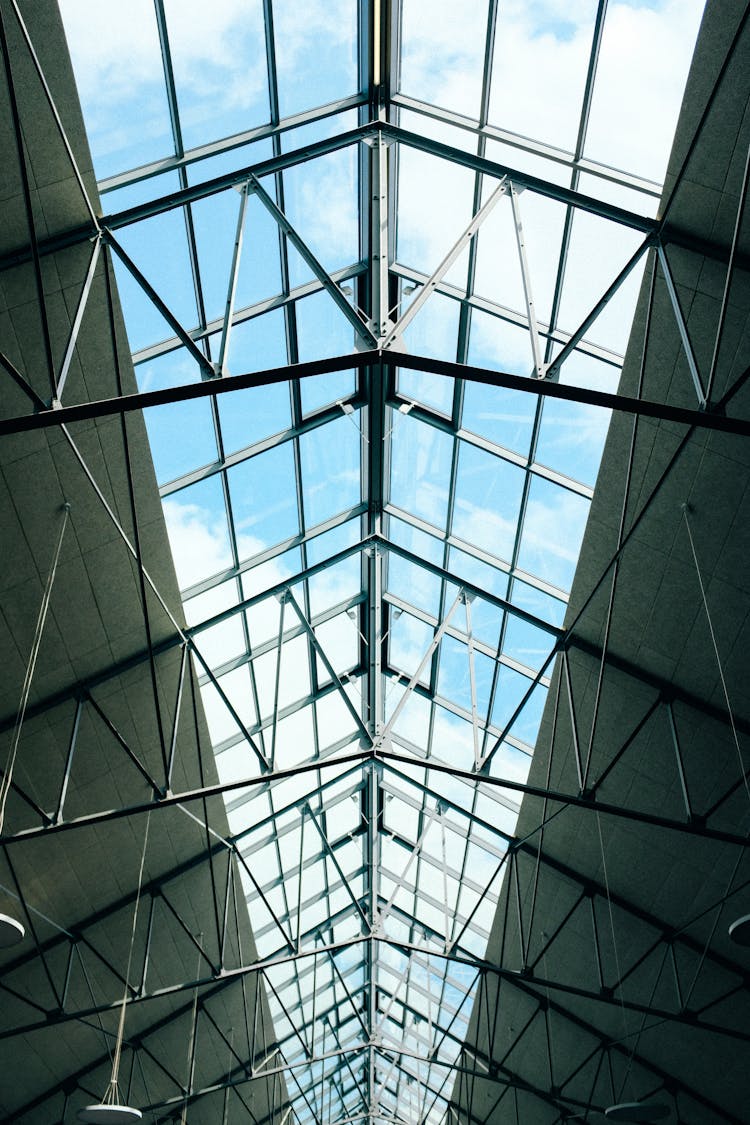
left=3, top=349, right=749, bottom=440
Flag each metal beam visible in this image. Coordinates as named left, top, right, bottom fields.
left=4, top=348, right=749, bottom=439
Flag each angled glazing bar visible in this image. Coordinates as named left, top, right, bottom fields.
left=56, top=233, right=103, bottom=402
left=377, top=588, right=463, bottom=743
left=380, top=122, right=658, bottom=234
left=285, top=588, right=372, bottom=744
left=98, top=96, right=367, bottom=194
left=544, top=237, right=651, bottom=380
left=247, top=173, right=378, bottom=348
left=105, top=230, right=214, bottom=379
left=379, top=748, right=750, bottom=848
left=152, top=0, right=183, bottom=154
left=102, top=124, right=377, bottom=230
left=381, top=177, right=508, bottom=350
left=705, top=140, right=750, bottom=403
left=0, top=348, right=48, bottom=410
left=508, top=183, right=544, bottom=377
left=391, top=263, right=623, bottom=368
left=0, top=352, right=375, bottom=436
left=216, top=183, right=251, bottom=375
left=390, top=95, right=663, bottom=203
left=656, top=242, right=706, bottom=406
left=380, top=537, right=562, bottom=637
left=389, top=352, right=750, bottom=436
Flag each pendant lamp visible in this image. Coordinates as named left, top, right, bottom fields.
left=728, top=913, right=750, bottom=946
left=0, top=912, right=24, bottom=947
left=604, top=1102, right=669, bottom=1122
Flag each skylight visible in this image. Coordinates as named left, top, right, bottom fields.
left=58, top=0, right=707, bottom=1122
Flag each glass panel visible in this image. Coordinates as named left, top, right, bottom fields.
left=451, top=441, right=525, bottom=564
left=396, top=148, right=476, bottom=275
left=436, top=634, right=494, bottom=717
left=397, top=367, right=454, bottom=415
left=273, top=0, right=359, bottom=117
left=389, top=413, right=453, bottom=531
left=535, top=395, right=610, bottom=489
left=584, top=0, right=705, bottom=183
left=400, top=292, right=461, bottom=369
left=144, top=396, right=218, bottom=485
left=399, top=0, right=489, bottom=119
left=113, top=208, right=198, bottom=352
left=227, top=441, right=299, bottom=557
left=517, top=476, right=590, bottom=592
left=299, top=414, right=361, bottom=529
left=283, top=148, right=359, bottom=281
left=163, top=0, right=269, bottom=150
left=135, top=345, right=203, bottom=393
left=555, top=211, right=646, bottom=355
left=59, top=0, right=173, bottom=177
left=489, top=3, right=597, bottom=154
left=389, top=611, right=434, bottom=683
left=163, top=474, right=232, bottom=589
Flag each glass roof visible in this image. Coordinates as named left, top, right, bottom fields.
left=59, top=0, right=706, bottom=1121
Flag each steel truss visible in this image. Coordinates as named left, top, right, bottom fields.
left=0, top=0, right=749, bottom=1123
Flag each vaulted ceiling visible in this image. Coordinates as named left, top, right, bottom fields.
left=0, top=1, right=749, bottom=1123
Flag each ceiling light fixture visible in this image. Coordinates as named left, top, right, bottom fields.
left=77, top=1106, right=143, bottom=1123
left=0, top=912, right=25, bottom=947
left=604, top=1102, right=669, bottom=1122
left=728, top=913, right=750, bottom=945
left=78, top=813, right=152, bottom=1124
